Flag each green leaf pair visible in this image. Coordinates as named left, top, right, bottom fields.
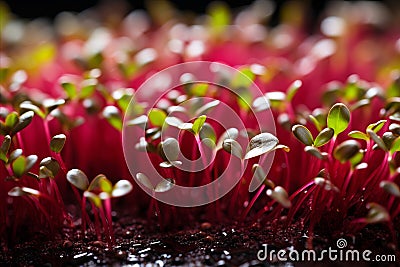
left=67, top=169, right=133, bottom=206
left=293, top=103, right=350, bottom=148
left=292, top=125, right=334, bottom=147
left=12, top=154, right=38, bottom=178
left=136, top=172, right=175, bottom=193
left=0, top=111, right=35, bottom=136
left=59, top=75, right=98, bottom=100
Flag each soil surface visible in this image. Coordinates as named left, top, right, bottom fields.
left=1, top=215, right=399, bottom=266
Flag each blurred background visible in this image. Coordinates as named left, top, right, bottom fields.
left=3, top=0, right=400, bottom=30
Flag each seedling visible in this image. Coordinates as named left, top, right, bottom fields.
left=67, top=169, right=133, bottom=246
left=1, top=4, right=400, bottom=259
left=135, top=173, right=175, bottom=227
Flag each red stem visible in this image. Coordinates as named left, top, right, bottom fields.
left=103, top=197, right=115, bottom=245
left=90, top=202, right=101, bottom=241
left=16, top=133, right=25, bottom=152
left=283, top=151, right=291, bottom=190
left=81, top=195, right=87, bottom=234
left=72, top=187, right=90, bottom=231
left=240, top=184, right=265, bottom=222
left=29, top=196, right=54, bottom=234
left=98, top=203, right=112, bottom=247
left=228, top=159, right=244, bottom=216
left=253, top=200, right=276, bottom=222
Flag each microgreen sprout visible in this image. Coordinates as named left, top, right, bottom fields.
left=135, top=173, right=175, bottom=227
left=67, top=169, right=132, bottom=246
left=1, top=2, right=400, bottom=258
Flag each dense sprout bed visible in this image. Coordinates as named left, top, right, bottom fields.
left=1, top=1, right=400, bottom=265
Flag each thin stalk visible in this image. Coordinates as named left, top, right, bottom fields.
left=148, top=192, right=162, bottom=228
left=240, top=184, right=266, bottom=222
left=365, top=139, right=372, bottom=162
left=388, top=197, right=394, bottom=212
left=283, top=151, right=291, bottom=190
left=11, top=199, right=21, bottom=243
left=154, top=198, right=162, bottom=229
left=212, top=162, right=222, bottom=221
left=307, top=187, right=322, bottom=249
left=341, top=169, right=354, bottom=197
left=228, top=159, right=244, bottom=216
left=195, top=134, right=213, bottom=186
left=49, top=178, right=64, bottom=208
left=72, top=187, right=92, bottom=232
left=16, top=133, right=25, bottom=152
left=387, top=222, right=397, bottom=245
left=81, top=195, right=87, bottom=234
left=285, top=183, right=317, bottom=227
left=103, top=197, right=115, bottom=245
left=54, top=153, right=68, bottom=174
left=253, top=200, right=276, bottom=222
left=29, top=196, right=54, bottom=234
left=328, top=136, right=337, bottom=156
left=90, top=202, right=102, bottom=240
left=392, top=203, right=400, bottom=218
left=98, top=204, right=112, bottom=247
left=42, top=119, right=52, bottom=154
left=189, top=136, right=198, bottom=188
left=359, top=153, right=389, bottom=202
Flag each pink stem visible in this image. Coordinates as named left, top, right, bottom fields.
left=341, top=169, right=354, bottom=197
left=16, top=133, right=25, bottom=152
left=328, top=136, right=337, bottom=156
left=253, top=200, right=275, bottom=222
left=283, top=151, right=291, bottom=190
left=29, top=196, right=54, bottom=234
left=43, top=119, right=52, bottom=154
left=212, top=164, right=222, bottom=221
left=81, top=195, right=87, bottom=234
left=285, top=183, right=317, bottom=227
left=49, top=178, right=64, bottom=207
left=71, top=187, right=92, bottom=231
left=98, top=204, right=112, bottom=247
left=104, top=197, right=115, bottom=245
left=228, top=159, right=244, bottom=216
left=90, top=202, right=101, bottom=240
left=240, top=184, right=265, bottom=222
left=392, top=204, right=400, bottom=218
left=307, top=187, right=322, bottom=249
left=55, top=153, right=68, bottom=174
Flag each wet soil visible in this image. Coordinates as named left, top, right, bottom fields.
left=1, top=216, right=399, bottom=266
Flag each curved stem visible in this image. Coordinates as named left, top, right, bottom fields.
left=29, top=196, right=54, bottom=234
left=285, top=185, right=317, bottom=227
left=49, top=178, right=64, bottom=207
left=54, top=153, right=68, bottom=174
left=240, top=184, right=265, bottom=222
left=253, top=200, right=276, bottom=222
left=341, top=169, right=354, bottom=197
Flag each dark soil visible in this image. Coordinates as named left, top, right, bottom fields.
left=1, top=215, right=399, bottom=267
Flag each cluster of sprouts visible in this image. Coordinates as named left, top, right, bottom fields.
left=0, top=0, right=399, bottom=251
